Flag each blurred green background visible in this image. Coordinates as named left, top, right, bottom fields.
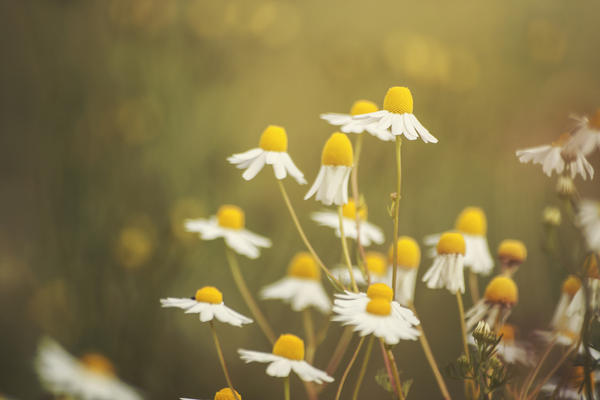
left=1, top=0, right=600, bottom=398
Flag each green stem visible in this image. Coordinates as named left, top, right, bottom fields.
left=210, top=322, right=241, bottom=400
left=277, top=180, right=345, bottom=291
left=284, top=376, right=291, bottom=400
left=519, top=336, right=556, bottom=399
left=339, top=206, right=358, bottom=292
left=352, top=335, right=374, bottom=400
left=456, top=292, right=474, bottom=398
left=335, top=336, right=365, bottom=400
left=303, top=308, right=316, bottom=364
left=391, top=138, right=402, bottom=298
left=387, top=348, right=406, bottom=400
left=225, top=247, right=276, bottom=344
left=468, top=271, right=480, bottom=304
left=526, top=344, right=575, bottom=400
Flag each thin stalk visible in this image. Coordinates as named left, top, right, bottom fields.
left=409, top=304, right=452, bottom=399
left=468, top=271, right=480, bottom=304
left=303, top=309, right=316, bottom=363
left=456, top=292, right=474, bottom=399
left=210, top=322, right=241, bottom=400
left=325, top=326, right=354, bottom=375
left=225, top=248, right=276, bottom=344
left=277, top=180, right=345, bottom=291
left=284, top=376, right=291, bottom=400
left=339, top=206, right=358, bottom=292
left=526, top=344, right=576, bottom=400
left=519, top=336, right=557, bottom=399
left=352, top=335, right=374, bottom=400
left=351, top=134, right=368, bottom=268
left=391, top=138, right=402, bottom=298
left=387, top=348, right=406, bottom=400
left=379, top=339, right=398, bottom=396
left=335, top=336, right=365, bottom=400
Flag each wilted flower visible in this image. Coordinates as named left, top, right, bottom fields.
left=465, top=276, right=519, bottom=331
left=497, top=239, right=527, bottom=274
left=422, top=232, right=466, bottom=294
left=320, top=99, right=381, bottom=136
left=541, top=365, right=600, bottom=399
left=577, top=200, right=600, bottom=253
left=388, top=236, right=421, bottom=305
left=332, top=251, right=389, bottom=286
left=551, top=275, right=582, bottom=331
left=564, top=109, right=600, bottom=156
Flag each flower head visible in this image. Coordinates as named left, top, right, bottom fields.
left=160, top=286, right=253, bottom=327
left=180, top=388, right=242, bottom=400
left=320, top=99, right=380, bottom=134
left=388, top=236, right=421, bottom=305
left=551, top=275, right=581, bottom=331
left=332, top=252, right=389, bottom=286
left=577, top=200, right=600, bottom=253
left=465, top=276, right=518, bottom=331
left=497, top=239, right=527, bottom=271
left=564, top=109, right=600, bottom=156
left=422, top=232, right=466, bottom=293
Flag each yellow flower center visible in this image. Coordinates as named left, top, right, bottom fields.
left=342, top=199, right=367, bottom=220
left=259, top=125, right=288, bottom=152
left=272, top=334, right=305, bottom=361
left=483, top=276, right=518, bottom=305
left=388, top=236, right=421, bottom=269
left=584, top=254, right=600, bottom=279
left=567, top=366, right=595, bottom=389
left=350, top=99, right=378, bottom=116
left=497, top=239, right=527, bottom=263
left=214, top=388, right=242, bottom=400
left=287, top=252, right=320, bottom=280
left=436, top=232, right=466, bottom=255
left=383, top=86, right=414, bottom=114
left=367, top=283, right=393, bottom=302
left=80, top=353, right=116, bottom=377
left=365, top=252, right=387, bottom=277
left=366, top=298, right=392, bottom=316
left=321, top=132, right=354, bottom=166
left=217, top=205, right=245, bottom=230
left=498, top=324, right=515, bottom=342
left=455, top=207, right=487, bottom=236
left=551, top=132, right=571, bottom=147
left=588, top=108, right=600, bottom=130
left=195, top=286, right=223, bottom=304
left=562, top=275, right=581, bottom=296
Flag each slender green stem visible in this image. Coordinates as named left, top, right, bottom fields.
left=456, top=292, right=474, bottom=399
left=225, top=247, right=276, bottom=344
left=339, top=206, right=358, bottom=292
left=391, top=138, right=402, bottom=297
left=325, top=326, right=354, bottom=375
left=303, top=308, right=316, bottom=363
left=210, top=322, right=241, bottom=400
left=379, top=339, right=398, bottom=396
left=387, top=348, right=406, bottom=400
left=468, top=271, right=480, bottom=304
left=409, top=304, right=452, bottom=399
left=335, top=336, right=365, bottom=400
left=284, top=376, right=291, bottom=400
left=352, top=335, right=374, bottom=400
left=277, top=180, right=345, bottom=291
left=526, top=344, right=576, bottom=400
left=351, top=134, right=368, bottom=269
left=519, top=336, right=556, bottom=399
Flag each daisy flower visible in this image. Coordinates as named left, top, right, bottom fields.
left=577, top=200, right=600, bottom=253
left=422, top=232, right=466, bottom=294
left=388, top=236, right=421, bottom=306
left=465, top=276, right=518, bottom=332
left=541, top=365, right=600, bottom=399
left=332, top=251, right=389, bottom=286
left=495, top=324, right=535, bottom=366
left=556, top=175, right=576, bottom=198
left=227, top=125, right=306, bottom=184
left=320, top=99, right=388, bottom=137
left=238, top=334, right=333, bottom=384
left=425, top=207, right=494, bottom=276
left=180, top=387, right=241, bottom=400
left=304, top=132, right=354, bottom=206
left=260, top=252, right=331, bottom=314
left=535, top=312, right=585, bottom=348
left=160, top=286, right=253, bottom=327
left=35, top=338, right=141, bottom=400
left=185, top=205, right=271, bottom=259
left=497, top=239, right=527, bottom=275
left=310, top=199, right=384, bottom=246
left=567, top=255, right=600, bottom=320
left=349, top=86, right=438, bottom=143
left=516, top=132, right=594, bottom=180
left=551, top=275, right=582, bottom=331
left=565, top=109, right=600, bottom=156
left=332, top=283, right=420, bottom=344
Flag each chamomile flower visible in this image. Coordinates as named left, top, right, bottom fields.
left=332, top=251, right=389, bottom=286
left=180, top=387, right=241, bottom=400
left=304, top=133, right=354, bottom=206
left=567, top=255, right=600, bottom=320
left=541, top=365, right=600, bottom=399
left=160, top=286, right=253, bottom=327
left=535, top=312, right=585, bottom=348
left=227, top=125, right=306, bottom=184
left=310, top=199, right=384, bottom=246
left=388, top=236, right=421, bottom=306
left=238, top=334, right=333, bottom=384
left=320, top=99, right=388, bottom=137
left=465, top=276, right=518, bottom=332
left=565, top=109, right=600, bottom=156
left=260, top=252, right=331, bottom=314
left=422, top=232, right=466, bottom=294
left=556, top=176, right=576, bottom=198
left=495, top=324, right=535, bottom=366
left=185, top=205, right=271, bottom=259
left=516, top=132, right=594, bottom=180
left=332, top=283, right=420, bottom=344
left=425, top=207, right=494, bottom=276
left=349, top=86, right=438, bottom=143
left=497, top=239, right=527, bottom=275
left=35, top=338, right=141, bottom=400
left=551, top=275, right=582, bottom=331
left=577, top=200, right=600, bottom=253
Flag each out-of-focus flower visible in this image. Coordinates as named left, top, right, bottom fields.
left=516, top=132, right=594, bottom=180
left=260, top=252, right=331, bottom=314
left=180, top=387, right=241, bottom=400
left=350, top=87, right=438, bottom=143
left=541, top=365, right=600, bottom=399
left=239, top=334, right=333, bottom=383
left=320, top=100, right=382, bottom=136
left=425, top=207, right=494, bottom=276
left=185, top=205, right=271, bottom=259
left=160, top=286, right=253, bottom=327
left=465, top=276, right=518, bottom=331
left=543, top=206, right=562, bottom=226
left=551, top=275, right=582, bottom=331
left=495, top=324, right=535, bottom=366
left=577, top=200, right=600, bottom=253
left=388, top=236, right=421, bottom=306
left=332, top=283, right=420, bottom=344
left=304, top=133, right=353, bottom=206
left=422, top=232, right=466, bottom=294
left=556, top=176, right=576, bottom=197
left=35, top=338, right=141, bottom=400
left=115, top=226, right=154, bottom=269
left=310, top=199, right=384, bottom=246
left=332, top=251, right=389, bottom=286
left=227, top=125, right=306, bottom=184
left=567, top=254, right=600, bottom=320
left=497, top=239, right=527, bottom=274
left=565, top=109, right=600, bottom=156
